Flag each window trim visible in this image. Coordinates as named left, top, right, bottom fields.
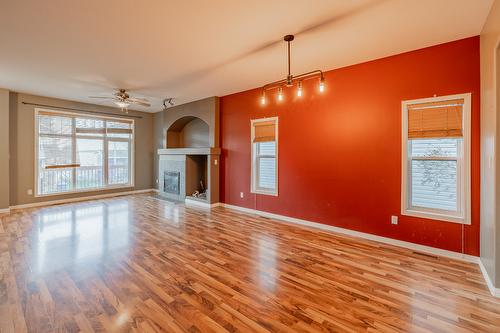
left=401, top=93, right=471, bottom=225
left=251, top=117, right=278, bottom=196
left=34, top=108, right=135, bottom=197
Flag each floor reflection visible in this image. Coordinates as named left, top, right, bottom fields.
left=256, top=235, right=278, bottom=292
left=33, top=200, right=131, bottom=274
left=161, top=201, right=182, bottom=226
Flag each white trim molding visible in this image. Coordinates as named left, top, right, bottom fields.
left=221, top=203, right=478, bottom=263
left=184, top=197, right=222, bottom=209
left=34, top=107, right=136, bottom=198
left=0, top=208, right=10, bottom=214
left=479, top=259, right=500, bottom=297
left=401, top=93, right=472, bottom=225
left=250, top=116, right=279, bottom=196
left=9, top=188, right=155, bottom=210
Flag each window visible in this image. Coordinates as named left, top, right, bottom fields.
left=35, top=109, right=134, bottom=196
left=401, top=94, right=471, bottom=224
left=251, top=117, right=278, bottom=195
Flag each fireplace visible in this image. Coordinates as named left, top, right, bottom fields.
left=156, top=97, right=220, bottom=206
left=163, top=171, right=180, bottom=195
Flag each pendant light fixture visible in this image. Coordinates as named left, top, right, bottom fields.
left=260, top=34, right=325, bottom=104
left=277, top=87, right=284, bottom=101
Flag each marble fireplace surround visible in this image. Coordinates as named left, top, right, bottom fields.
left=156, top=97, right=220, bottom=205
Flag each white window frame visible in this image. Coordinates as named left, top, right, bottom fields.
left=251, top=117, right=278, bottom=196
left=34, top=108, right=135, bottom=197
left=401, top=93, right=471, bottom=224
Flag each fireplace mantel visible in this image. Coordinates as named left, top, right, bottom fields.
left=157, top=147, right=221, bottom=155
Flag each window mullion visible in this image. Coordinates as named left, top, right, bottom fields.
left=457, top=140, right=464, bottom=215
left=104, top=120, right=109, bottom=185
left=72, top=117, right=76, bottom=191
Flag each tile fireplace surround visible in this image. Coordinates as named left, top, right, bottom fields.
left=156, top=97, right=221, bottom=205
left=158, top=147, right=221, bottom=204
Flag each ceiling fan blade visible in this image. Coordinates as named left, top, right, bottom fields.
left=130, top=100, right=151, bottom=107
left=88, top=96, right=115, bottom=100
left=128, top=97, right=149, bottom=102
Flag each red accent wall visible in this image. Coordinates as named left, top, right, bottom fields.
left=220, top=36, right=480, bottom=256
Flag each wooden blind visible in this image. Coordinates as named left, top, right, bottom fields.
left=253, top=120, right=276, bottom=143
left=408, top=98, right=464, bottom=139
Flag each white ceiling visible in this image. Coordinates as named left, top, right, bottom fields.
left=0, top=0, right=493, bottom=112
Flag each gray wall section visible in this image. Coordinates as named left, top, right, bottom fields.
left=153, top=96, right=219, bottom=187
left=176, top=118, right=210, bottom=148
left=8, top=92, right=154, bottom=206
left=480, top=0, right=500, bottom=287
left=153, top=111, right=165, bottom=188
left=497, top=47, right=500, bottom=287
left=0, top=89, right=9, bottom=210
left=161, top=97, right=219, bottom=148
left=165, top=116, right=210, bottom=148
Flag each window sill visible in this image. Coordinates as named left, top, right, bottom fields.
left=251, top=188, right=278, bottom=197
left=402, top=208, right=469, bottom=225
left=35, top=184, right=135, bottom=198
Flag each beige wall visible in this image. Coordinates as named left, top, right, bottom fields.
left=9, top=92, right=154, bottom=206
left=480, top=0, right=500, bottom=286
left=0, top=89, right=9, bottom=210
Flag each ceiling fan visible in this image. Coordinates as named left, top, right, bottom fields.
left=89, top=89, right=151, bottom=112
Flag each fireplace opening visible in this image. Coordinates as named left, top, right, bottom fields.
left=164, top=171, right=180, bottom=195
left=186, top=155, right=208, bottom=201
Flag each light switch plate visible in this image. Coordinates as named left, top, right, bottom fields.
left=240, top=192, right=244, bottom=198
left=391, top=216, right=398, bottom=225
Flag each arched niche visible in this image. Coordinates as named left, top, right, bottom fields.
left=166, top=116, right=210, bottom=148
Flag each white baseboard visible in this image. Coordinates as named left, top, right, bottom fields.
left=0, top=207, right=10, bottom=214
left=185, top=197, right=222, bottom=208
left=221, top=203, right=479, bottom=264
left=479, top=259, right=500, bottom=297
left=9, top=188, right=156, bottom=210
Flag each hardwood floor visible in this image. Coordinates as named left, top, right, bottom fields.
left=1, top=194, right=499, bottom=332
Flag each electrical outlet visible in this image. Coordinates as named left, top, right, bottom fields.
left=240, top=192, right=244, bottom=198
left=214, top=159, right=218, bottom=165
left=156, top=178, right=159, bottom=184
left=391, top=215, right=398, bottom=225
left=27, top=189, right=33, bottom=195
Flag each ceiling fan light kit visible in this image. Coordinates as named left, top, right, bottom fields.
left=89, top=88, right=151, bottom=113
left=260, top=34, right=325, bottom=105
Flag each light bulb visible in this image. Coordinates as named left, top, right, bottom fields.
left=297, top=81, right=303, bottom=97
left=319, top=76, right=325, bottom=93
left=278, top=87, right=283, bottom=101
left=115, top=101, right=130, bottom=109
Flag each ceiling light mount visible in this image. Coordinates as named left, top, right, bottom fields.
left=162, top=98, right=175, bottom=110
left=260, top=34, right=325, bottom=104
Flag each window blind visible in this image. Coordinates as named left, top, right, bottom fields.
left=410, top=139, right=458, bottom=211
left=253, top=121, right=276, bottom=143
left=408, top=98, right=463, bottom=139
